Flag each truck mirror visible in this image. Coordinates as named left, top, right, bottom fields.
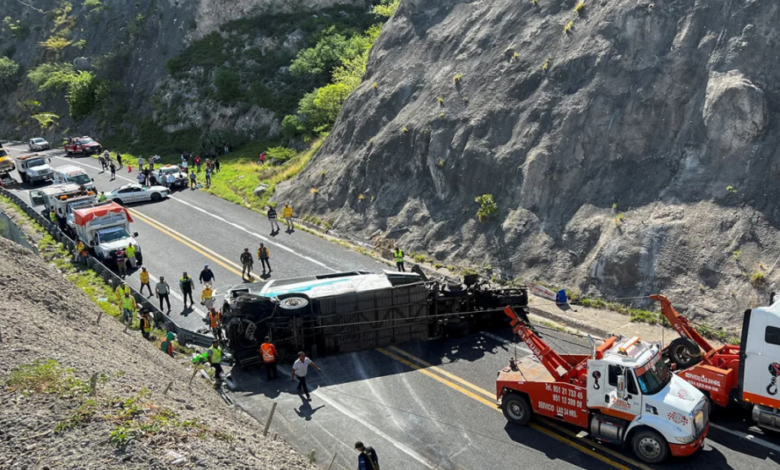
left=617, top=374, right=627, bottom=399
left=91, top=178, right=95, bottom=182
left=133, top=232, right=139, bottom=237
left=89, top=240, right=97, bottom=247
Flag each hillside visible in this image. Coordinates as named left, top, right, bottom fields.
left=0, top=236, right=313, bottom=469
left=276, top=0, right=780, bottom=327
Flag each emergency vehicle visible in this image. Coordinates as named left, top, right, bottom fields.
left=72, top=202, right=141, bottom=265
left=52, top=165, right=95, bottom=191
left=15, top=154, right=53, bottom=184
left=497, top=306, right=709, bottom=463
left=653, top=294, right=780, bottom=432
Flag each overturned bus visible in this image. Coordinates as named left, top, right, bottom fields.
left=220, top=269, right=528, bottom=369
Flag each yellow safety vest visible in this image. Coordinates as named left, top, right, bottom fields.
left=283, top=206, right=292, bottom=218
left=49, top=211, right=57, bottom=222
left=116, top=285, right=130, bottom=299
left=126, top=245, right=136, bottom=257
left=76, top=241, right=86, bottom=253
left=202, top=288, right=213, bottom=300
left=139, top=271, right=149, bottom=283
left=122, top=296, right=136, bottom=310
left=394, top=250, right=404, bottom=262
left=140, top=316, right=152, bottom=333
left=209, top=346, right=222, bottom=364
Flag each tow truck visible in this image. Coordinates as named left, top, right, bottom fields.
left=653, top=294, right=780, bottom=432
left=497, top=306, right=709, bottom=464
left=15, top=154, right=53, bottom=185
left=33, top=184, right=98, bottom=235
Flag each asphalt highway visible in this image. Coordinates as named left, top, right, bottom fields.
left=3, top=143, right=779, bottom=470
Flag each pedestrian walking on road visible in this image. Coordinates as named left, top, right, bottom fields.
left=189, top=171, right=197, bottom=189
left=98, top=154, right=107, bottom=172
left=258, top=243, right=272, bottom=275
left=291, top=351, right=321, bottom=400
left=180, top=272, right=195, bottom=308
left=155, top=276, right=171, bottom=312
left=201, top=283, right=214, bottom=310
left=121, top=291, right=136, bottom=324
left=109, top=162, right=117, bottom=180
left=139, top=309, right=153, bottom=340
left=267, top=205, right=280, bottom=233
left=161, top=331, right=176, bottom=357
left=199, top=264, right=215, bottom=284
left=207, top=308, right=223, bottom=341
left=126, top=242, right=138, bottom=269
left=283, top=202, right=294, bottom=232
left=240, top=248, right=253, bottom=281
left=260, top=336, right=278, bottom=381
left=355, top=442, right=380, bottom=470
left=116, top=249, right=128, bottom=277
left=208, top=340, right=224, bottom=384
left=137, top=156, right=144, bottom=170
left=116, top=153, right=123, bottom=169
left=139, top=267, right=152, bottom=296
left=394, top=247, right=405, bottom=272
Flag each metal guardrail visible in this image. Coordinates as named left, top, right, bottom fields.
left=0, top=187, right=213, bottom=348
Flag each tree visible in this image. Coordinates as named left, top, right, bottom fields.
left=27, top=63, right=77, bottom=92
left=214, top=68, right=242, bottom=103
left=67, top=71, right=98, bottom=120
left=0, top=57, right=20, bottom=90
left=31, top=113, right=60, bottom=129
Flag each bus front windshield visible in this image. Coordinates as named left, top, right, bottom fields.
left=635, top=353, right=672, bottom=395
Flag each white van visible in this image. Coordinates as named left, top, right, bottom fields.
left=53, top=165, right=95, bottom=191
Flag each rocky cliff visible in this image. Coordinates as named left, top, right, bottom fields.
left=277, top=0, right=780, bottom=326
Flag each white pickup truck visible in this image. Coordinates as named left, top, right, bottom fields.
left=72, top=202, right=142, bottom=265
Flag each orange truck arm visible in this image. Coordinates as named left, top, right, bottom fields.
left=650, top=294, right=714, bottom=354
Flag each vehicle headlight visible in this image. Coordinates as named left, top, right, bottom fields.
left=27, top=170, right=38, bottom=176
left=674, top=434, right=695, bottom=444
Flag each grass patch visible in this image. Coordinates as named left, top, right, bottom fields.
left=453, top=74, right=464, bottom=83
left=6, top=359, right=91, bottom=397
left=574, top=1, right=586, bottom=13
left=564, top=20, right=575, bottom=34
left=750, top=270, right=766, bottom=287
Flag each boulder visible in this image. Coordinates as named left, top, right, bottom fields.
left=73, top=57, right=92, bottom=71
left=253, top=184, right=269, bottom=197
left=703, top=70, right=767, bottom=146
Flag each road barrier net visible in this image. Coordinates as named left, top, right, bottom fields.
left=0, top=187, right=213, bottom=348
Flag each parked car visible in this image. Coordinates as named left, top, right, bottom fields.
left=151, top=164, right=187, bottom=188
left=28, top=138, right=50, bottom=151
left=64, top=136, right=102, bottom=155
left=105, top=183, right=170, bottom=204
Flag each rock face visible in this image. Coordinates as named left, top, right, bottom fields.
left=277, top=0, right=780, bottom=325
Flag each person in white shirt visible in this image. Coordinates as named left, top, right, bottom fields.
left=291, top=351, right=321, bottom=400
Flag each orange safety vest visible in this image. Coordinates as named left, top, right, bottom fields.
left=208, top=310, right=221, bottom=328
left=260, top=343, right=277, bottom=363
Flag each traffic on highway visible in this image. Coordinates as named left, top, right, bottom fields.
left=1, top=140, right=779, bottom=470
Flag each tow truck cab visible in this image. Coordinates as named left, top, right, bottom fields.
left=497, top=313, right=709, bottom=464
left=0, top=146, right=14, bottom=174
left=16, top=154, right=53, bottom=184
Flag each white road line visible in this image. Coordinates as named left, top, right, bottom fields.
left=315, top=392, right=437, bottom=469
left=147, top=273, right=206, bottom=318
left=56, top=156, right=338, bottom=272
left=710, top=423, right=780, bottom=454
left=479, top=331, right=532, bottom=354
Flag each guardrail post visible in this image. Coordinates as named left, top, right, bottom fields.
left=263, top=402, right=278, bottom=437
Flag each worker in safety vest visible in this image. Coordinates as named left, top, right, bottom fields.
left=180, top=272, right=195, bottom=307
left=74, top=240, right=87, bottom=264
left=121, top=291, right=136, bottom=324
left=282, top=202, right=294, bottom=231
left=98, top=192, right=107, bottom=202
left=139, top=267, right=152, bottom=296
left=126, top=243, right=137, bottom=269
left=115, top=282, right=131, bottom=302
left=207, top=340, right=224, bottom=384
left=201, top=283, right=214, bottom=310
left=207, top=308, right=222, bottom=341
left=161, top=331, right=176, bottom=357
left=260, top=336, right=278, bottom=381
left=394, top=247, right=405, bottom=272
left=48, top=210, right=57, bottom=224
left=139, top=309, right=153, bottom=340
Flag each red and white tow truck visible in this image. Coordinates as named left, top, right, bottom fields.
left=497, top=306, right=709, bottom=463
left=653, top=294, right=780, bottom=432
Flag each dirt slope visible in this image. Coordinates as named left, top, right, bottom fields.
left=0, top=237, right=312, bottom=470
left=277, top=0, right=780, bottom=327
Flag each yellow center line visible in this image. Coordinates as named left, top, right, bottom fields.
left=128, top=208, right=264, bottom=282
left=378, top=347, right=650, bottom=470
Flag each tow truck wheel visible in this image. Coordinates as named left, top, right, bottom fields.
left=631, top=429, right=669, bottom=464
left=502, top=393, right=532, bottom=426
left=668, top=337, right=701, bottom=369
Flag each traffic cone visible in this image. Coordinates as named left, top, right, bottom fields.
left=128, top=165, right=132, bottom=173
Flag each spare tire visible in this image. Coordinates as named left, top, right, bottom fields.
left=278, top=295, right=310, bottom=312
left=668, top=337, right=701, bottom=369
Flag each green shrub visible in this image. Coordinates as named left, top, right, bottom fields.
left=475, top=194, right=497, bottom=222
left=27, top=63, right=77, bottom=92
left=266, top=146, right=297, bottom=164
left=214, top=68, right=242, bottom=103
left=0, top=56, right=20, bottom=88
left=282, top=114, right=306, bottom=138
left=750, top=271, right=766, bottom=287
left=373, top=0, right=401, bottom=17
left=67, top=71, right=100, bottom=121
